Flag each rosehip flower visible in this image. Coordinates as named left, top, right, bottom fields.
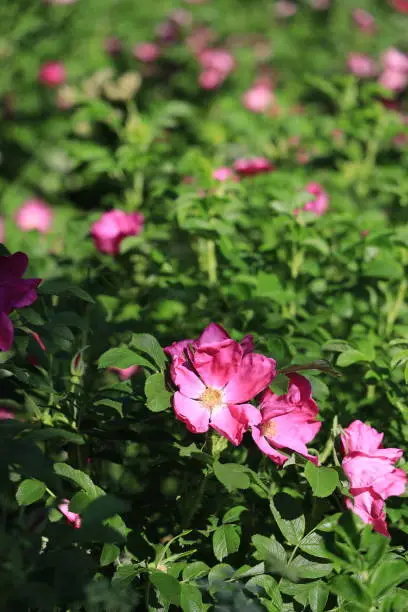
left=0, top=217, right=4, bottom=243
left=133, top=43, right=161, bottom=63
left=391, top=0, right=408, bottom=13
left=352, top=9, right=376, bottom=34
left=0, top=252, right=41, bottom=352
left=15, top=199, right=53, bottom=234
left=242, top=83, right=274, bottom=113
left=39, top=62, right=66, bottom=87
left=165, top=323, right=276, bottom=445
left=234, top=374, right=321, bottom=466
left=347, top=53, right=377, bottom=78
left=233, top=157, right=275, bottom=177
left=341, top=420, right=407, bottom=536
left=109, top=365, right=141, bottom=380
left=197, top=48, right=235, bottom=89
left=58, top=500, right=81, bottom=529
left=212, top=167, right=237, bottom=181
left=90, top=210, right=144, bottom=255
left=295, top=182, right=329, bottom=216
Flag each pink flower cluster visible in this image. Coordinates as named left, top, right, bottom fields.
left=0, top=252, right=41, bottom=352
left=379, top=48, right=408, bottom=92
left=197, top=48, right=235, bottom=90
left=341, top=421, right=407, bottom=536
left=90, top=210, right=144, bottom=255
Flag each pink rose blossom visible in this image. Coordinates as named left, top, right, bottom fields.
left=0, top=408, right=14, bottom=419
left=197, top=48, right=235, bottom=89
left=391, top=0, right=408, bottom=13
left=275, top=1, right=297, bottom=17
left=39, top=62, right=66, bottom=87
left=347, top=53, right=377, bottom=78
left=295, top=182, right=329, bottom=216
left=212, top=167, right=237, bottom=181
left=15, top=199, right=53, bottom=234
left=0, top=217, right=4, bottom=244
left=0, top=252, right=41, bottom=352
left=199, top=69, right=225, bottom=90
left=378, top=48, right=408, bottom=91
left=109, top=365, right=141, bottom=380
left=133, top=43, right=161, bottom=63
left=233, top=157, right=275, bottom=177
left=378, top=70, right=408, bottom=91
left=242, top=82, right=274, bottom=113
left=165, top=323, right=276, bottom=445
left=90, top=210, right=144, bottom=255
left=352, top=9, right=376, bottom=34
left=186, top=27, right=215, bottom=54
left=382, top=48, right=408, bottom=73
left=234, top=374, right=321, bottom=466
left=341, top=420, right=407, bottom=536
left=58, top=500, right=82, bottom=529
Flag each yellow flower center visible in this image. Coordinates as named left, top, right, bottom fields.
left=200, top=387, right=223, bottom=410
left=261, top=420, right=277, bottom=438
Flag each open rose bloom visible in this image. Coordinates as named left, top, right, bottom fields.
left=90, top=210, right=144, bottom=255
left=242, top=81, right=275, bottom=113
left=16, top=199, right=53, bottom=233
left=197, top=48, right=235, bottom=90
left=0, top=252, right=41, bottom=352
left=39, top=62, right=66, bottom=87
left=165, top=323, right=276, bottom=445
left=233, top=157, right=274, bottom=177
left=341, top=420, right=407, bottom=536
left=378, top=48, right=408, bottom=92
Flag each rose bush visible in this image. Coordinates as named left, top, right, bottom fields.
left=0, top=0, right=407, bottom=610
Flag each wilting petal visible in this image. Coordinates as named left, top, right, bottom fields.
left=171, top=357, right=206, bottom=399
left=345, top=492, right=389, bottom=537
left=0, top=313, right=13, bottom=352
left=210, top=405, right=246, bottom=446
left=173, top=392, right=210, bottom=433
left=193, top=339, right=242, bottom=388
left=251, top=426, right=287, bottom=465
left=224, top=352, right=276, bottom=403
left=197, top=323, right=230, bottom=345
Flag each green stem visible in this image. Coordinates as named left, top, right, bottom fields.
left=207, top=240, right=218, bottom=286
left=386, top=279, right=406, bottom=337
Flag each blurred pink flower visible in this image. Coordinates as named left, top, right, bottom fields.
left=0, top=217, right=4, bottom=244
left=186, top=27, right=215, bottom=54
left=212, top=167, right=237, bottom=181
left=199, top=69, right=225, bottom=89
left=165, top=323, right=276, bottom=445
left=170, top=9, right=192, bottom=27
left=58, top=500, right=82, bottom=529
left=133, top=43, right=161, bottom=63
left=43, top=0, right=78, bottom=4
left=310, top=0, right=330, bottom=9
left=39, top=62, right=66, bottom=87
left=379, top=70, right=408, bottom=91
left=296, top=182, right=329, bottom=216
left=391, top=0, right=408, bottom=12
left=378, top=48, right=408, bottom=91
left=0, top=252, right=41, bottom=352
left=352, top=9, right=376, bottom=34
left=275, top=1, right=297, bottom=17
left=341, top=420, right=407, bottom=536
left=233, top=374, right=321, bottom=466
left=242, top=82, right=274, bottom=113
left=90, top=210, right=144, bottom=255
left=347, top=53, right=377, bottom=78
left=109, top=365, right=141, bottom=380
left=233, top=157, right=274, bottom=177
left=0, top=408, right=14, bottom=419
left=104, top=36, right=122, bottom=55
left=16, top=200, right=53, bottom=234
left=198, top=48, right=235, bottom=89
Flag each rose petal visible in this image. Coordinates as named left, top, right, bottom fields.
left=223, top=352, right=276, bottom=403
left=173, top=392, right=210, bottom=433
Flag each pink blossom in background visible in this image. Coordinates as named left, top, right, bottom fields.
left=0, top=252, right=41, bottom=352
left=233, top=157, right=274, bottom=177
left=233, top=374, right=321, bottom=466
left=391, top=0, right=408, bottom=13
left=0, top=217, right=4, bottom=243
left=199, top=69, right=225, bottom=90
left=16, top=199, right=53, bottom=233
left=90, top=209, right=144, bottom=255
left=170, top=9, right=193, bottom=27
left=347, top=53, right=377, bottom=78
left=38, top=62, right=66, bottom=87
left=378, top=48, right=408, bottom=91
left=309, top=0, right=330, bottom=9
left=109, top=365, right=141, bottom=380
left=296, top=182, right=329, bottom=216
left=341, top=420, right=407, bottom=536
left=0, top=408, right=14, bottom=419
left=58, top=500, right=82, bottom=529
left=379, top=70, right=408, bottom=91
left=352, top=9, right=376, bottom=34
left=43, top=0, right=78, bottom=4
left=186, top=27, right=215, bottom=54
left=242, top=81, right=275, bottom=113
left=275, top=1, right=297, bottom=17
left=104, top=37, right=122, bottom=55
left=212, top=167, right=237, bottom=181
left=197, top=48, right=235, bottom=89
left=165, top=323, right=276, bottom=445
left=133, top=43, right=161, bottom=63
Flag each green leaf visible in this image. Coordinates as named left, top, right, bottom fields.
left=214, top=462, right=250, bottom=492
left=112, top=564, right=141, bottom=587
left=131, top=333, right=167, bottom=371
left=39, top=280, right=95, bottom=303
left=369, top=560, right=408, bottom=598
left=180, top=583, right=205, bottom=612
left=337, top=350, right=367, bottom=367
left=246, top=575, right=282, bottom=610
left=98, top=347, right=153, bottom=370
left=298, top=531, right=331, bottom=559
left=150, top=570, right=181, bottom=606
left=222, top=505, right=247, bottom=524
left=81, top=494, right=129, bottom=526
left=182, top=562, right=210, bottom=581
left=26, top=428, right=85, bottom=445
left=212, top=524, right=240, bottom=561
left=290, top=555, right=333, bottom=579
left=145, top=373, right=172, bottom=412
left=100, top=543, right=120, bottom=566
left=252, top=535, right=287, bottom=564
left=331, top=575, right=372, bottom=608
left=16, top=478, right=46, bottom=506
left=54, top=463, right=103, bottom=499
left=270, top=493, right=305, bottom=545
left=304, top=463, right=339, bottom=498
left=308, top=580, right=329, bottom=612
